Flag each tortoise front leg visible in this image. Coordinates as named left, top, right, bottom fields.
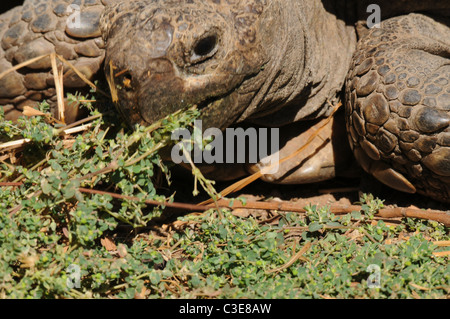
left=246, top=111, right=354, bottom=185
left=345, top=13, right=450, bottom=202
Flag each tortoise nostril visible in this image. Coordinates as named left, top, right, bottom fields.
left=193, top=35, right=218, bottom=58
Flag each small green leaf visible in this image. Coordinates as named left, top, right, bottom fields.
left=351, top=211, right=362, bottom=220
left=308, top=222, right=323, bottom=232
left=149, top=272, right=161, bottom=285
left=132, top=164, right=142, bottom=174
left=41, top=179, right=52, bottom=195
left=62, top=182, right=77, bottom=199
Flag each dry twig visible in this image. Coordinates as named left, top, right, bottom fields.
left=266, top=241, right=312, bottom=274
left=1, top=182, right=448, bottom=226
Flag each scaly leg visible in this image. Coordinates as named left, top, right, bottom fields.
left=346, top=13, right=450, bottom=202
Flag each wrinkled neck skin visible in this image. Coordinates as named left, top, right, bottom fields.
left=240, top=0, right=356, bottom=127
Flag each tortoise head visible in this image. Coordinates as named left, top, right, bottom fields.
left=100, top=0, right=268, bottom=129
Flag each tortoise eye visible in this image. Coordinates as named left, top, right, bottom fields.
left=190, top=35, right=218, bottom=64
left=194, top=35, right=217, bottom=56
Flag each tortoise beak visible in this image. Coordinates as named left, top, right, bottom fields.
left=105, top=21, right=183, bottom=125
left=136, top=58, right=187, bottom=124
left=107, top=60, right=185, bottom=126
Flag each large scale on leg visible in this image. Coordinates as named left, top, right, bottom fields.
left=346, top=14, right=450, bottom=202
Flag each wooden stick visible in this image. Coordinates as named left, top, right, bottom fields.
left=433, top=241, right=450, bottom=247
left=63, top=123, right=93, bottom=135
left=55, top=54, right=110, bottom=98
left=77, top=187, right=208, bottom=212
left=0, top=113, right=102, bottom=152
left=0, top=54, right=50, bottom=80
left=107, top=61, right=119, bottom=102
left=50, top=53, right=65, bottom=123
left=266, top=241, right=312, bottom=274
left=1, top=181, right=448, bottom=226
left=432, top=251, right=450, bottom=257
left=0, top=139, right=31, bottom=150
left=208, top=199, right=450, bottom=226
left=0, top=123, right=93, bottom=151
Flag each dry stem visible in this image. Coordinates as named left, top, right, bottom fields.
left=1, top=182, right=448, bottom=226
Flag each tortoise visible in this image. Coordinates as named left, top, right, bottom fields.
left=0, top=0, right=449, bottom=203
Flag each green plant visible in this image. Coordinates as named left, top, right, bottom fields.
left=0, top=96, right=448, bottom=299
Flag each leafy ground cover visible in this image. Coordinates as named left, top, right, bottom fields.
left=0, top=95, right=448, bottom=299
